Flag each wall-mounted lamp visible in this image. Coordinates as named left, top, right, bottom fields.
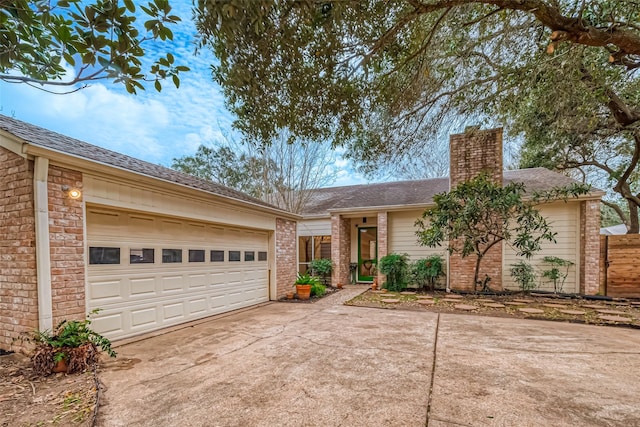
left=62, top=185, right=82, bottom=200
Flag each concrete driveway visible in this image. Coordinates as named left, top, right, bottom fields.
left=96, top=286, right=640, bottom=427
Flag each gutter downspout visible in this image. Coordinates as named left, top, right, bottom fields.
left=33, top=157, right=53, bottom=331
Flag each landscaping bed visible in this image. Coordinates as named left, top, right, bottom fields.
left=0, top=352, right=98, bottom=427
left=346, top=290, right=640, bottom=328
left=278, top=285, right=342, bottom=303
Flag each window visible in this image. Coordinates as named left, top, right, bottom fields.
left=229, top=250, right=241, bottom=262
left=258, top=251, right=267, bottom=261
left=298, top=235, right=331, bottom=273
left=244, top=251, right=255, bottom=261
left=89, top=247, right=120, bottom=265
left=189, top=249, right=205, bottom=262
left=162, top=249, right=182, bottom=263
left=211, top=250, right=224, bottom=262
left=130, top=248, right=154, bottom=264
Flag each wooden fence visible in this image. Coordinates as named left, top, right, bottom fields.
left=601, top=234, right=640, bottom=298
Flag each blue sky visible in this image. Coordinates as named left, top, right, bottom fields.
left=0, top=0, right=365, bottom=187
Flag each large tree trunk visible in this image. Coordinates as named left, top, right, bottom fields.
left=627, top=202, right=639, bottom=234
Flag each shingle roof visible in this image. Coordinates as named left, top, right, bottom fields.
left=0, top=114, right=284, bottom=212
left=302, top=168, right=597, bottom=216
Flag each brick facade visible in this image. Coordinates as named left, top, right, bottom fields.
left=449, top=128, right=504, bottom=291
left=331, top=214, right=351, bottom=286
left=580, top=200, right=600, bottom=295
left=275, top=218, right=297, bottom=299
left=0, top=148, right=38, bottom=349
left=48, top=166, right=86, bottom=325
left=376, top=212, right=388, bottom=285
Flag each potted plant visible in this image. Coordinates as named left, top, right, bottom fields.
left=294, top=273, right=321, bottom=300
left=26, top=309, right=117, bottom=376
left=309, top=258, right=333, bottom=286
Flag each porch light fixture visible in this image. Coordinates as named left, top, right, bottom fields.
left=62, top=185, right=82, bottom=200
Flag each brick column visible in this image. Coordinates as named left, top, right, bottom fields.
left=48, top=166, right=86, bottom=325
left=376, top=211, right=388, bottom=285
left=331, top=214, right=351, bottom=286
left=275, top=218, right=297, bottom=299
left=580, top=200, right=600, bottom=295
left=0, top=148, right=38, bottom=350
left=449, top=127, right=504, bottom=291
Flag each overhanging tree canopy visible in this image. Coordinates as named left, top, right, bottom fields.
left=1, top=0, right=189, bottom=93
left=194, top=0, right=640, bottom=172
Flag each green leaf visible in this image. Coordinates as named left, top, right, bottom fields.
left=123, top=0, right=136, bottom=13
left=154, top=79, right=162, bottom=91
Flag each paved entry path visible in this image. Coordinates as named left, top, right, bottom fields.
left=97, top=286, right=640, bottom=427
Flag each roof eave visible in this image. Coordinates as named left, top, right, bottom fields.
left=23, top=144, right=301, bottom=220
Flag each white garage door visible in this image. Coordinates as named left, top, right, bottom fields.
left=86, top=207, right=270, bottom=340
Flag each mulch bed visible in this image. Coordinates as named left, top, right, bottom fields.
left=278, top=286, right=342, bottom=303
left=346, top=290, right=640, bottom=328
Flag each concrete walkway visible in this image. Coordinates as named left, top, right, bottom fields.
left=96, top=287, right=640, bottom=427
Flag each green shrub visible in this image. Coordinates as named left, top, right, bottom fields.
left=510, top=261, right=537, bottom=292
left=28, top=309, right=116, bottom=376
left=309, top=258, right=333, bottom=286
left=411, top=255, right=445, bottom=290
left=379, top=253, right=410, bottom=292
left=310, top=282, right=326, bottom=297
left=541, top=256, right=574, bottom=293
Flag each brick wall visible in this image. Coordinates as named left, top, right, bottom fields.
left=449, top=128, right=503, bottom=185
left=580, top=200, right=600, bottom=295
left=449, top=128, right=503, bottom=291
left=331, top=215, right=351, bottom=286
left=376, top=212, right=388, bottom=285
left=48, top=166, right=86, bottom=325
left=275, top=218, right=297, bottom=298
left=0, top=148, right=38, bottom=350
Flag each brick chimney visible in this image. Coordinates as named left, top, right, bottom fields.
left=448, top=127, right=504, bottom=291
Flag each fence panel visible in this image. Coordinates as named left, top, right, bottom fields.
left=605, top=234, right=640, bottom=298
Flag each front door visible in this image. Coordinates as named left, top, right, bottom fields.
left=358, top=227, right=377, bottom=282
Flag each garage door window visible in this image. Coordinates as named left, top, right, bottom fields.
left=258, top=251, right=267, bottom=261
left=89, top=247, right=120, bottom=264
left=162, top=249, right=182, bottom=263
left=211, top=250, right=224, bottom=262
left=189, top=249, right=205, bottom=262
left=130, top=248, right=154, bottom=264
left=229, top=251, right=241, bottom=261
left=245, top=251, right=255, bottom=261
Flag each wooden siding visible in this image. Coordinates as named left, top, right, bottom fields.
left=298, top=218, right=331, bottom=236
left=388, top=210, right=447, bottom=260
left=502, top=202, right=580, bottom=293
left=84, top=175, right=276, bottom=231
left=604, top=234, right=640, bottom=298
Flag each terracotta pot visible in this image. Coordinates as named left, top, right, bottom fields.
left=52, top=358, right=68, bottom=373
left=371, top=283, right=378, bottom=290
left=286, top=292, right=294, bottom=300
left=296, top=284, right=312, bottom=300
left=337, top=283, right=343, bottom=289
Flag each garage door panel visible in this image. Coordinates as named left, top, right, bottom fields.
left=161, top=275, right=184, bottom=292
left=163, top=302, right=185, bottom=320
left=188, top=273, right=208, bottom=289
left=130, top=277, right=156, bottom=297
left=91, top=312, right=125, bottom=336
left=89, top=279, right=123, bottom=301
left=87, top=206, right=271, bottom=340
left=188, top=298, right=208, bottom=315
left=130, top=307, right=157, bottom=328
